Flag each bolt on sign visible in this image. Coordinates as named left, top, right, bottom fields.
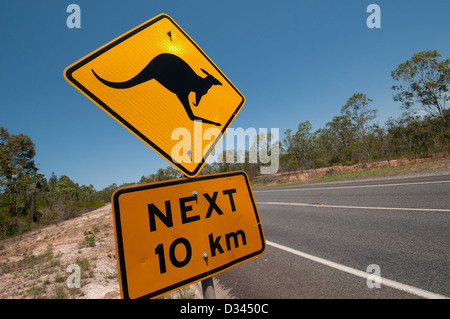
left=64, top=14, right=245, bottom=177
left=111, top=171, right=265, bottom=299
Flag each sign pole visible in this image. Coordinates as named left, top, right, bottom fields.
left=201, top=277, right=216, bottom=299
left=189, top=178, right=216, bottom=299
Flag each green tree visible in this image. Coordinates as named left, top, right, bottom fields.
left=95, top=183, right=118, bottom=203
left=391, top=50, right=450, bottom=124
left=323, top=114, right=357, bottom=164
left=139, top=166, right=183, bottom=184
left=286, top=121, right=315, bottom=168
left=280, top=129, right=298, bottom=171
left=371, top=124, right=392, bottom=164
left=341, top=93, right=377, bottom=161
left=0, top=127, right=37, bottom=215
left=56, top=175, right=81, bottom=201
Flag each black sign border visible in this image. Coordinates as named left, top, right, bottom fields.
left=112, top=171, right=265, bottom=299
left=65, top=14, right=245, bottom=178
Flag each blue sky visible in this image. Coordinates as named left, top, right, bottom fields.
left=1, top=0, right=449, bottom=190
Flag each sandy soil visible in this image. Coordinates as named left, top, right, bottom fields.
left=0, top=203, right=231, bottom=299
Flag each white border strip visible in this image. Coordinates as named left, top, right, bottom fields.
left=257, top=201, right=450, bottom=212
left=266, top=240, right=448, bottom=299
left=254, top=180, right=450, bottom=193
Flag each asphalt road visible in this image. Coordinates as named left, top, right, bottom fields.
left=215, top=173, right=450, bottom=298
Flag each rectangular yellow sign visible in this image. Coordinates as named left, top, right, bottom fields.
left=112, top=171, right=265, bottom=299
left=64, top=14, right=245, bottom=178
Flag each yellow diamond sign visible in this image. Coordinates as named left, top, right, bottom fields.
left=64, top=14, right=245, bottom=177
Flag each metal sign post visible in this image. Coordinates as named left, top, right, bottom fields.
left=201, top=277, right=216, bottom=299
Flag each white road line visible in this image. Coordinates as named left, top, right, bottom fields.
left=257, top=201, right=450, bottom=212
left=265, top=240, right=448, bottom=299
left=254, top=180, right=450, bottom=193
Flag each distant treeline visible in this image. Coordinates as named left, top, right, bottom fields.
left=0, top=127, right=104, bottom=238
left=1, top=50, right=448, bottom=238
left=277, top=95, right=449, bottom=173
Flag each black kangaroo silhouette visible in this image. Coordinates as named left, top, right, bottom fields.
left=91, top=53, right=222, bottom=126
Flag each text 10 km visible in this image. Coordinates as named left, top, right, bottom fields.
left=154, top=229, right=247, bottom=274
left=149, top=188, right=248, bottom=274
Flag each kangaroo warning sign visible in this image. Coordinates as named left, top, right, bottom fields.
left=64, top=14, right=245, bottom=177
left=111, top=171, right=265, bottom=299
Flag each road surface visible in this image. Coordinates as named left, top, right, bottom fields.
left=215, top=173, right=450, bottom=298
